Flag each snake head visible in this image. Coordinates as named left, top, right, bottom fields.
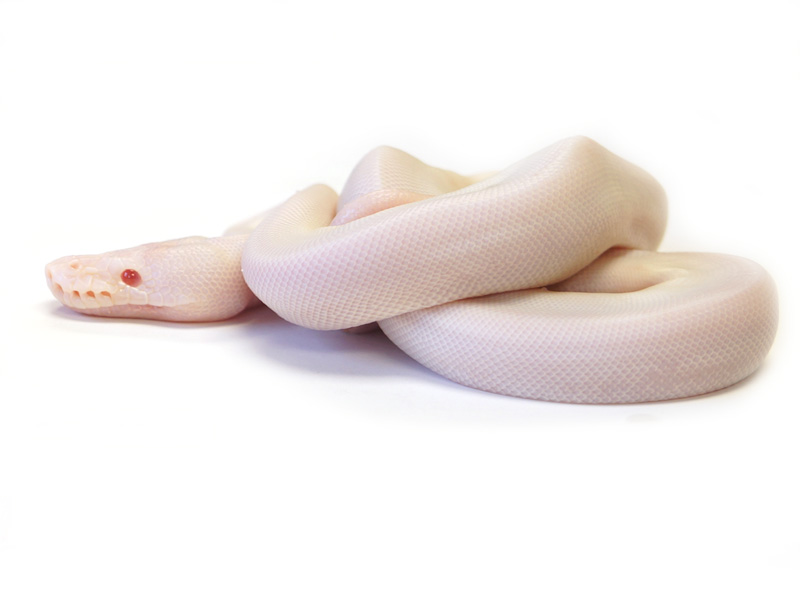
left=45, top=235, right=255, bottom=321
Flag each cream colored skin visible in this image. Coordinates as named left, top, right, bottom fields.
left=380, top=249, right=778, bottom=403
left=242, top=138, right=668, bottom=329
left=46, top=235, right=258, bottom=321
left=45, top=137, right=778, bottom=403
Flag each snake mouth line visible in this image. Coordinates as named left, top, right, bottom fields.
left=46, top=267, right=116, bottom=309
left=50, top=283, right=114, bottom=308
left=46, top=269, right=190, bottom=313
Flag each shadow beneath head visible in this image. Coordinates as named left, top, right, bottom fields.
left=44, top=299, right=442, bottom=383
left=46, top=301, right=249, bottom=330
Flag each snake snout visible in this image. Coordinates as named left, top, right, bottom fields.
left=45, top=257, right=118, bottom=309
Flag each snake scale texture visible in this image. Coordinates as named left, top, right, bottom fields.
left=45, top=137, right=778, bottom=403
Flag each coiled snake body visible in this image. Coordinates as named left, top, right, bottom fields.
left=45, top=137, right=778, bottom=403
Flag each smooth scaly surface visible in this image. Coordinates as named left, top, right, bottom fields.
left=242, top=137, right=668, bottom=329
left=45, top=136, right=778, bottom=403
left=380, top=249, right=778, bottom=403
left=46, top=235, right=258, bottom=321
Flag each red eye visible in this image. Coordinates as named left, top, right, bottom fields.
left=121, top=269, right=142, bottom=287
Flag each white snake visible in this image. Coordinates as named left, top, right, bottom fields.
left=45, top=137, right=778, bottom=403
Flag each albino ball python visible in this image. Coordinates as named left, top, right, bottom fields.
left=45, top=137, right=778, bottom=403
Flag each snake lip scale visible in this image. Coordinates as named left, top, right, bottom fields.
left=45, top=136, right=778, bottom=403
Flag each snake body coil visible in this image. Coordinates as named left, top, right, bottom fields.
left=45, top=137, right=778, bottom=403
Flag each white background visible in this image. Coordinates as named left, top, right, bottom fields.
left=1, top=1, right=798, bottom=598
